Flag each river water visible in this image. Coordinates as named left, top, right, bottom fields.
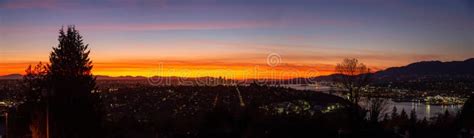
left=281, top=84, right=464, bottom=119
left=387, top=100, right=463, bottom=119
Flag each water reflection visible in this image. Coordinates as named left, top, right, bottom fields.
left=388, top=100, right=463, bottom=119
left=281, top=84, right=465, bottom=120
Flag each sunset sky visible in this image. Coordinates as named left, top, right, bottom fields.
left=1, top=0, right=473, bottom=79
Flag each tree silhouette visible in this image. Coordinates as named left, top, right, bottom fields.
left=49, top=26, right=95, bottom=96
left=367, top=98, right=388, bottom=124
left=23, top=62, right=48, bottom=137
left=47, top=25, right=101, bottom=137
left=458, top=94, right=474, bottom=129
left=409, top=109, right=417, bottom=128
left=23, top=62, right=48, bottom=102
left=7, top=63, right=49, bottom=138
left=391, top=106, right=398, bottom=120
left=335, top=58, right=371, bottom=104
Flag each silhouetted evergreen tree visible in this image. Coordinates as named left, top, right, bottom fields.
left=47, top=25, right=101, bottom=137
left=400, top=109, right=408, bottom=121
left=408, top=109, right=417, bottom=137
left=391, top=106, right=398, bottom=119
left=399, top=109, right=409, bottom=131
left=459, top=94, right=474, bottom=129
left=409, top=109, right=417, bottom=125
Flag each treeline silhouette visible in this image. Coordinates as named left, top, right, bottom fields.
left=0, top=26, right=473, bottom=138
left=6, top=26, right=101, bottom=137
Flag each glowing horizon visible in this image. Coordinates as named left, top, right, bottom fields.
left=1, top=0, right=473, bottom=79
left=0, top=58, right=338, bottom=79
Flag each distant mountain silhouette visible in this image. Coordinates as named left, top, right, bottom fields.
left=308, top=58, right=474, bottom=82
left=373, top=58, right=474, bottom=79
left=0, top=73, right=22, bottom=80
left=2, top=58, right=473, bottom=82
left=95, top=75, right=148, bottom=80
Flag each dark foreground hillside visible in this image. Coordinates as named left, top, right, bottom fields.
left=3, top=81, right=474, bottom=137
left=98, top=85, right=357, bottom=137
left=87, top=84, right=474, bottom=137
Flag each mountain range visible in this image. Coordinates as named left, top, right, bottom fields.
left=0, top=74, right=23, bottom=80
left=373, top=58, right=474, bottom=79
left=297, top=58, right=474, bottom=82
